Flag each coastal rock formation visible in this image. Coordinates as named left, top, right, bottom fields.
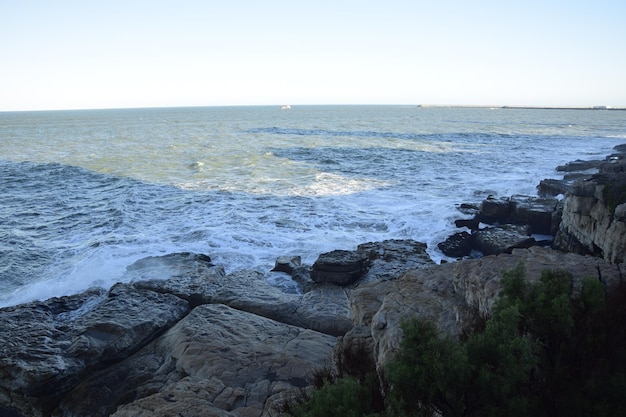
left=438, top=196, right=559, bottom=259
left=349, top=246, right=623, bottom=368
left=3, top=144, right=626, bottom=416
left=60, top=304, right=336, bottom=417
left=2, top=240, right=624, bottom=417
left=0, top=284, right=189, bottom=417
left=441, top=144, right=626, bottom=264
left=554, top=146, right=626, bottom=264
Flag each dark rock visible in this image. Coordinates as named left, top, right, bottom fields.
left=600, top=156, right=626, bottom=173
left=537, top=178, right=571, bottom=197
left=438, top=231, right=473, bottom=258
left=457, top=203, right=481, bottom=216
left=613, top=143, right=626, bottom=153
left=477, top=196, right=511, bottom=223
left=509, top=195, right=559, bottom=235
left=455, top=218, right=480, bottom=230
left=556, top=159, right=603, bottom=172
left=59, top=304, right=337, bottom=417
left=310, top=250, right=369, bottom=286
left=473, top=225, right=535, bottom=256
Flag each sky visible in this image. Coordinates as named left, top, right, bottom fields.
left=1, top=0, right=625, bottom=111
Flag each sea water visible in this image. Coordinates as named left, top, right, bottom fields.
left=1, top=105, right=625, bottom=307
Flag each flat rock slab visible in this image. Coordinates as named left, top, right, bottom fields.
left=62, top=304, right=337, bottom=417
left=473, top=224, right=535, bottom=255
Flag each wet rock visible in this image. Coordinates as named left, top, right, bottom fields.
left=0, top=285, right=189, bottom=417
left=455, top=218, right=480, bottom=230
left=437, top=231, right=473, bottom=258
left=537, top=178, right=571, bottom=197
left=556, top=159, right=604, bottom=172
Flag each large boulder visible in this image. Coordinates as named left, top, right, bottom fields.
left=509, top=195, right=560, bottom=235
left=477, top=196, right=511, bottom=223
left=437, top=231, right=473, bottom=258
left=357, top=239, right=434, bottom=282
left=310, top=250, right=369, bottom=286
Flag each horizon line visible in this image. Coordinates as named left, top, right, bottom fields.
left=1, top=103, right=625, bottom=113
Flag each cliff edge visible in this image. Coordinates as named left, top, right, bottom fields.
left=554, top=144, right=626, bottom=264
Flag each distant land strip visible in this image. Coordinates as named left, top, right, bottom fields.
left=417, top=105, right=626, bottom=111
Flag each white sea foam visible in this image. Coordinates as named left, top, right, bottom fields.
left=0, top=106, right=625, bottom=308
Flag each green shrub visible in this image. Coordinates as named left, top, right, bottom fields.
left=282, top=263, right=626, bottom=417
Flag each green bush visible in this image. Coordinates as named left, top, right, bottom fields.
left=282, top=263, right=626, bottom=417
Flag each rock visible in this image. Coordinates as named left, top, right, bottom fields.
left=473, top=225, right=535, bottom=256
left=455, top=218, right=480, bottom=230
left=509, top=195, right=559, bottom=235
left=554, top=174, right=626, bottom=264
left=272, top=256, right=302, bottom=275
left=0, top=285, right=189, bottom=417
left=452, top=246, right=624, bottom=316
left=556, top=159, right=603, bottom=172
left=357, top=240, right=434, bottom=283
left=296, top=285, right=352, bottom=337
left=310, top=250, right=369, bottom=286
left=457, top=203, right=481, bottom=216
left=477, top=196, right=511, bottom=223
left=60, top=304, right=337, bottom=417
left=538, top=178, right=571, bottom=197
left=350, top=246, right=623, bottom=369
left=129, top=257, right=226, bottom=307
left=350, top=264, right=470, bottom=367
left=437, top=231, right=473, bottom=258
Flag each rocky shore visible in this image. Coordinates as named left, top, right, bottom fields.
left=2, top=145, right=625, bottom=417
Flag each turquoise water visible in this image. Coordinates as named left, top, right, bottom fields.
left=1, top=105, right=625, bottom=307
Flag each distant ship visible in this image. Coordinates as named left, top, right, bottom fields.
left=280, top=104, right=291, bottom=110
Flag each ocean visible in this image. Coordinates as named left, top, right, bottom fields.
left=1, top=105, right=625, bottom=308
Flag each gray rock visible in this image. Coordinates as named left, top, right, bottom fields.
left=556, top=159, right=603, bottom=172
left=357, top=239, right=434, bottom=283
left=473, top=224, right=535, bottom=256
left=272, top=256, right=302, bottom=275
left=65, top=304, right=337, bottom=417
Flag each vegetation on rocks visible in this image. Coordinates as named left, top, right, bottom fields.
left=283, top=264, right=626, bottom=417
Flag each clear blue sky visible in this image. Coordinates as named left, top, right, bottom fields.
left=1, top=0, right=625, bottom=111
